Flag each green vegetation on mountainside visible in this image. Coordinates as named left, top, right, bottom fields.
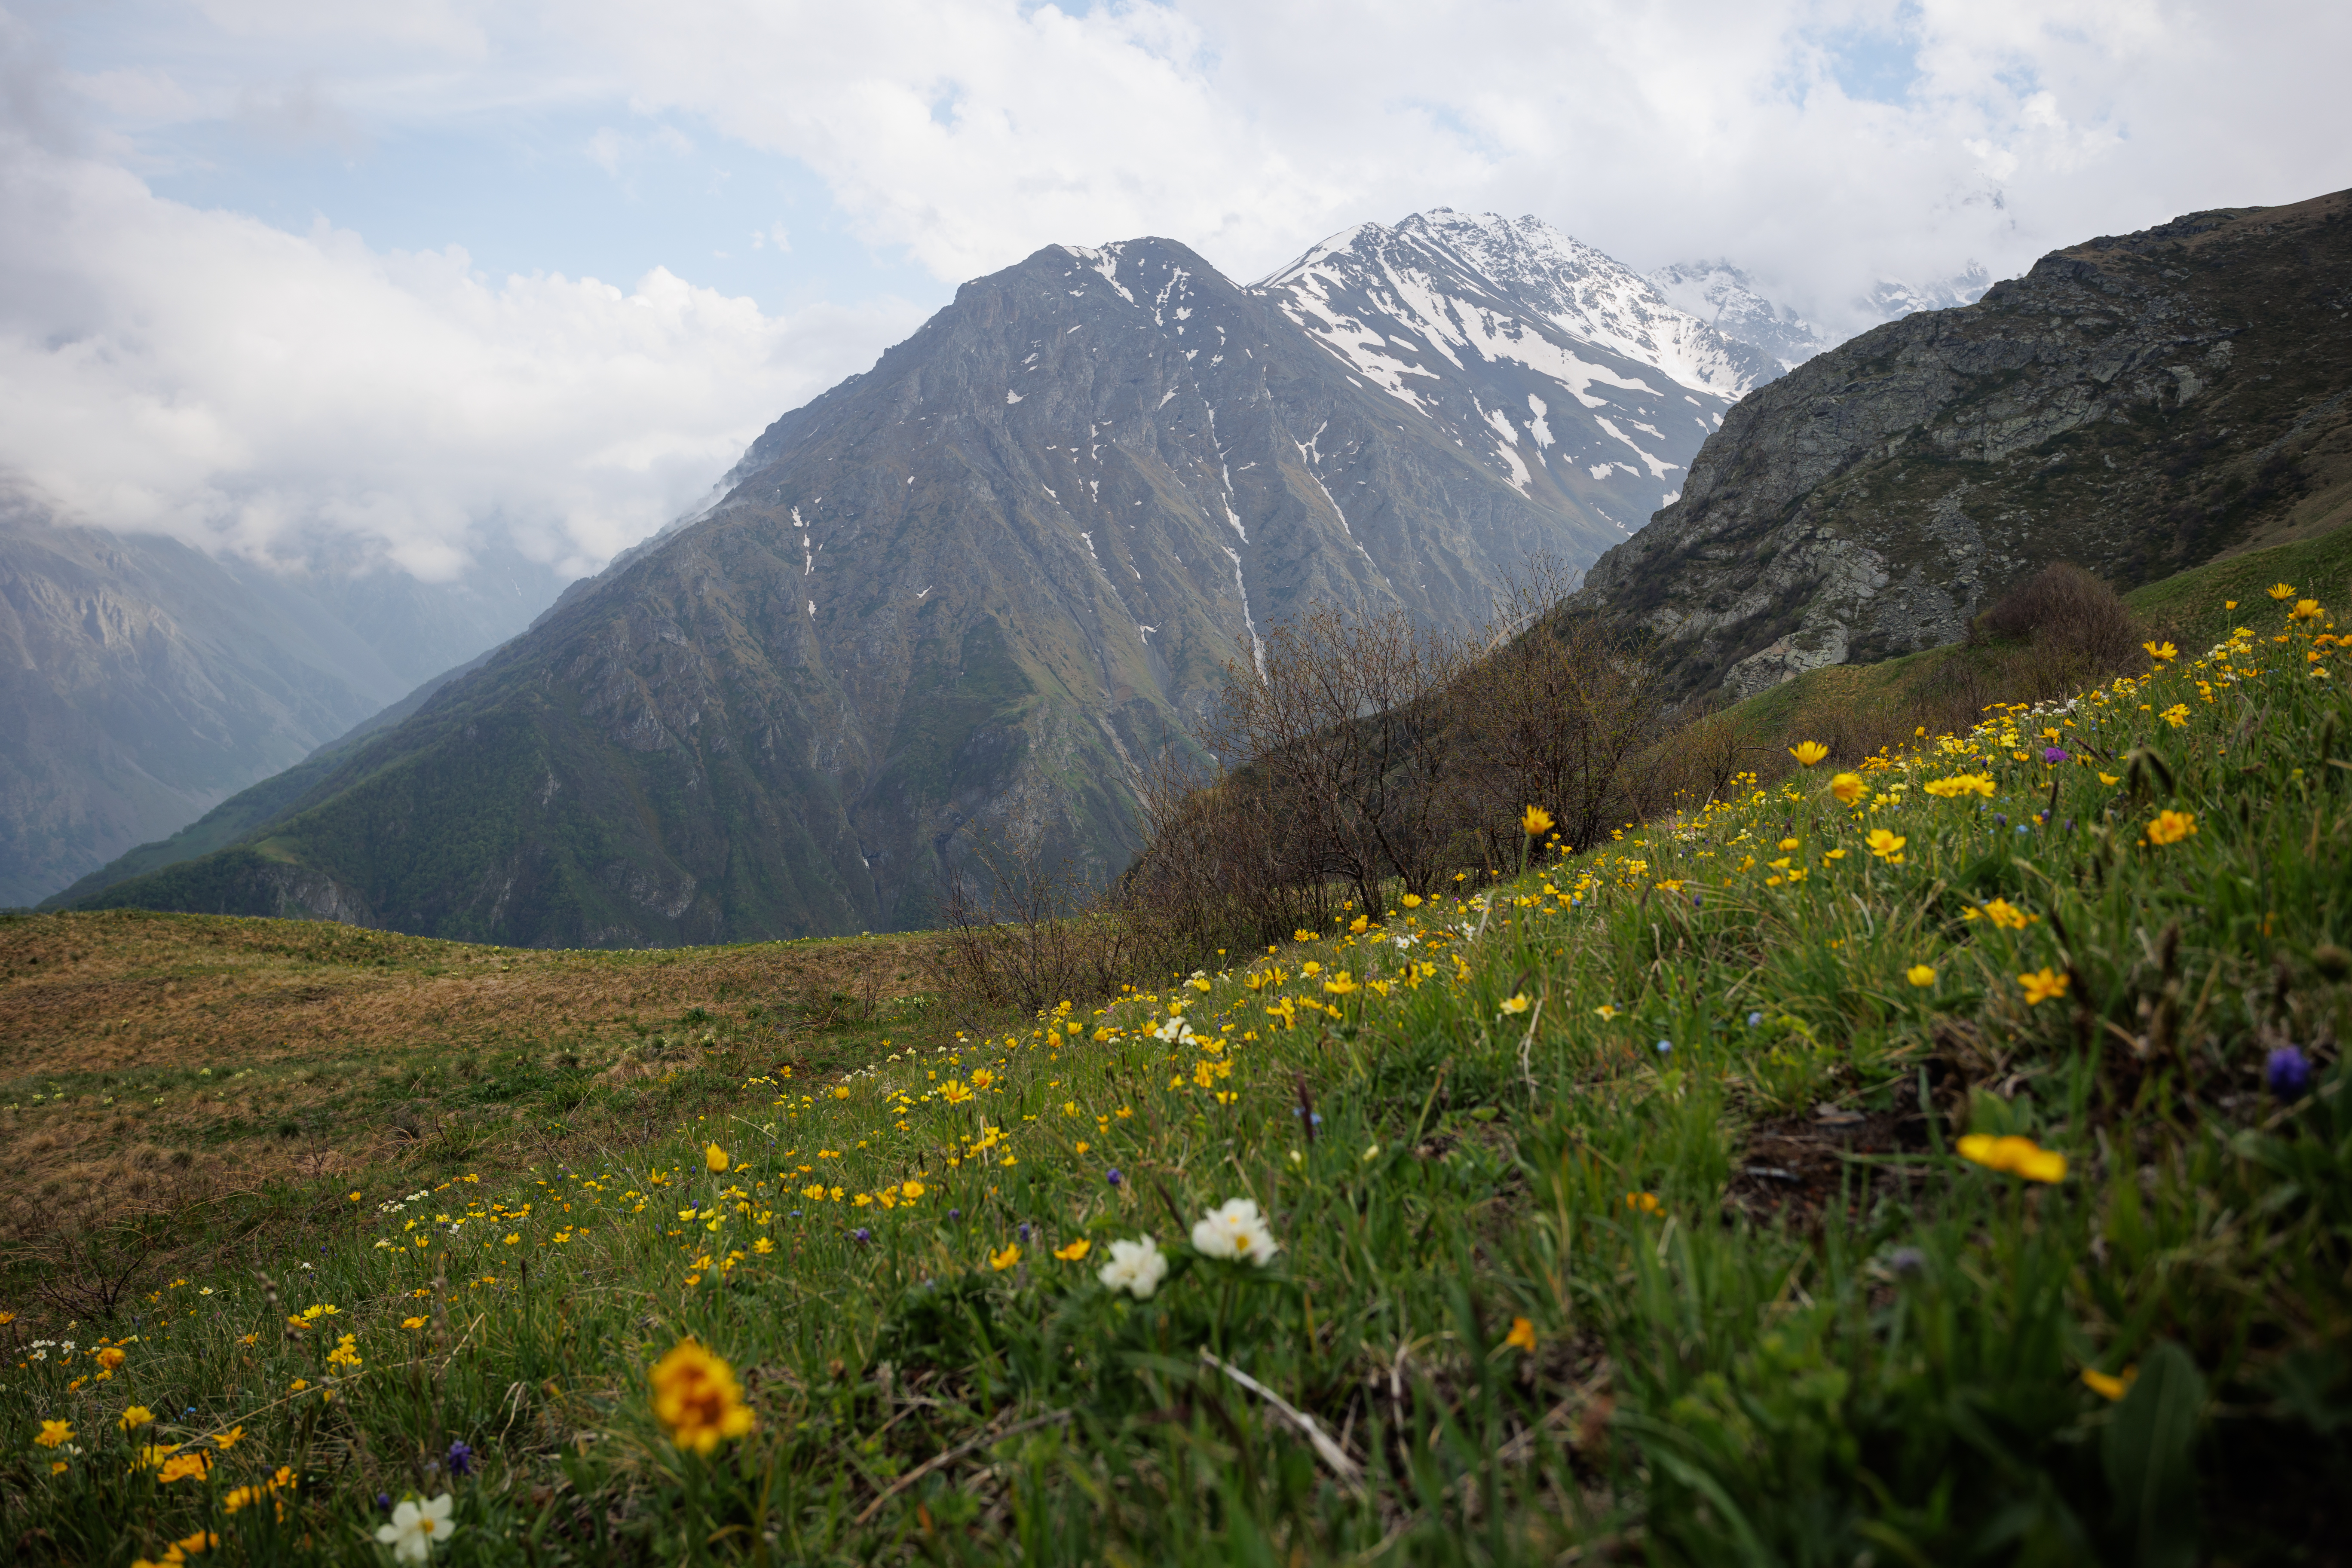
left=4, top=572, right=2346, bottom=1563
left=1699, top=519, right=2352, bottom=769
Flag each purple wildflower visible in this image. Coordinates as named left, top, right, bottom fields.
left=2267, top=1046, right=2313, bottom=1100
left=446, top=1440, right=473, bottom=1477
left=2043, top=747, right=2069, bottom=764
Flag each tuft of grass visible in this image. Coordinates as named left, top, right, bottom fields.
left=2, top=593, right=2347, bottom=1563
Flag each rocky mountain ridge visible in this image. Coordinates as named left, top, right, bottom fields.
left=70, top=232, right=1618, bottom=943
left=1255, top=210, right=1765, bottom=539
left=59, top=205, right=2045, bottom=943
left=1578, top=189, right=2352, bottom=700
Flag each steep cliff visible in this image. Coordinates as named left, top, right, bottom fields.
left=1578, top=189, right=2352, bottom=699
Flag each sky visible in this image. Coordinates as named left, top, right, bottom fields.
left=2, top=0, right=2345, bottom=585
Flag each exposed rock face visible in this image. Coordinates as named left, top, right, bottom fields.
left=1578, top=190, right=2352, bottom=700
left=74, top=236, right=1608, bottom=944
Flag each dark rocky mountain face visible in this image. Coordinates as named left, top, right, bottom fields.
left=77, top=236, right=1602, bottom=944
left=1577, top=189, right=2352, bottom=700
left=1255, top=210, right=1766, bottom=545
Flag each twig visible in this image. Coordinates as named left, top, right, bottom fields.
left=1199, top=1348, right=1367, bottom=1498
left=851, top=1408, right=1072, bottom=1525
left=1516, top=998, right=1545, bottom=1098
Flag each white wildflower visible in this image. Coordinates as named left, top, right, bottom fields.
left=375, top=1494, right=458, bottom=1562
left=1096, top=1236, right=1169, bottom=1299
left=1191, top=1198, right=1279, bottom=1266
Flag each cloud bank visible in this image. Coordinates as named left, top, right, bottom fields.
left=6, top=0, right=2347, bottom=581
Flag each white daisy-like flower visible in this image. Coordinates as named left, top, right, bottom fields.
left=1096, top=1236, right=1169, bottom=1299
left=1191, top=1198, right=1279, bottom=1266
left=376, top=1494, right=458, bottom=1562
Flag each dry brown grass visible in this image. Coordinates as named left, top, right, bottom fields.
left=0, top=910, right=947, bottom=1221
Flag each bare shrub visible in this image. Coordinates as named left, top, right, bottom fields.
left=1120, top=743, right=1340, bottom=955
left=1125, top=558, right=1683, bottom=942
left=1972, top=561, right=2142, bottom=670
left=1445, top=560, right=1669, bottom=856
left=1199, top=604, right=1475, bottom=913
left=925, top=820, right=1181, bottom=1032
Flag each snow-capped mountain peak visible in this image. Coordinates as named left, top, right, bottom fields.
left=1648, top=259, right=1837, bottom=374
left=1252, top=209, right=1773, bottom=536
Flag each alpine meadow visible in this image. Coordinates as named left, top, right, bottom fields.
left=3, top=21, right=2352, bottom=1561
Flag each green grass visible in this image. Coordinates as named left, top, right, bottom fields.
left=3, top=598, right=2349, bottom=1564
left=2128, top=522, right=2352, bottom=655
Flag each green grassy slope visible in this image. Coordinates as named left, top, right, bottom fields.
left=36, top=651, right=498, bottom=912
left=5, top=567, right=2344, bottom=1563
left=1699, top=519, right=2352, bottom=767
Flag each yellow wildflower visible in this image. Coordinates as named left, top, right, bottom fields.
left=1499, top=992, right=1531, bottom=1016
left=1956, top=1133, right=2067, bottom=1183
left=2142, top=640, right=2178, bottom=663
left=1906, top=965, right=1936, bottom=988
left=2081, top=1366, right=2138, bottom=1401
left=2268, top=582, right=2296, bottom=600
left=1624, top=1191, right=1663, bottom=1215
left=1522, top=804, right=1554, bottom=836
left=704, top=1144, right=729, bottom=1173
left=649, top=1339, right=755, bottom=1455
left=1504, top=1317, right=1537, bottom=1353
left=157, top=1451, right=212, bottom=1484
left=36, top=1419, right=72, bottom=1449
left=2018, top=968, right=2069, bottom=1005
left=989, top=1243, right=1022, bottom=1271
left=1053, top=1239, right=1092, bottom=1262
left=119, top=1406, right=156, bottom=1431
left=2147, top=809, right=2197, bottom=845
left=1864, top=828, right=1905, bottom=861
left=1830, top=772, right=1867, bottom=805
left=1789, top=740, right=1829, bottom=767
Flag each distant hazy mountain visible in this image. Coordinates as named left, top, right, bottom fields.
left=1647, top=260, right=1838, bottom=372
left=1649, top=258, right=1997, bottom=374
left=1580, top=191, right=2352, bottom=701
left=1858, top=263, right=1994, bottom=323
left=0, top=491, right=564, bottom=905
left=1256, top=210, right=1769, bottom=536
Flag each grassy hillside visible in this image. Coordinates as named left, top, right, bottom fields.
left=1699, top=519, right=2352, bottom=770
left=1, top=563, right=2345, bottom=1562
left=0, top=913, right=940, bottom=1244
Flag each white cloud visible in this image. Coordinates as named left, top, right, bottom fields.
left=546, top=0, right=2348, bottom=327
left=0, top=130, right=925, bottom=579
left=6, top=0, right=2349, bottom=586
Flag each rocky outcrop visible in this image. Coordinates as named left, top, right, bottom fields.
left=1577, top=189, right=2352, bottom=700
